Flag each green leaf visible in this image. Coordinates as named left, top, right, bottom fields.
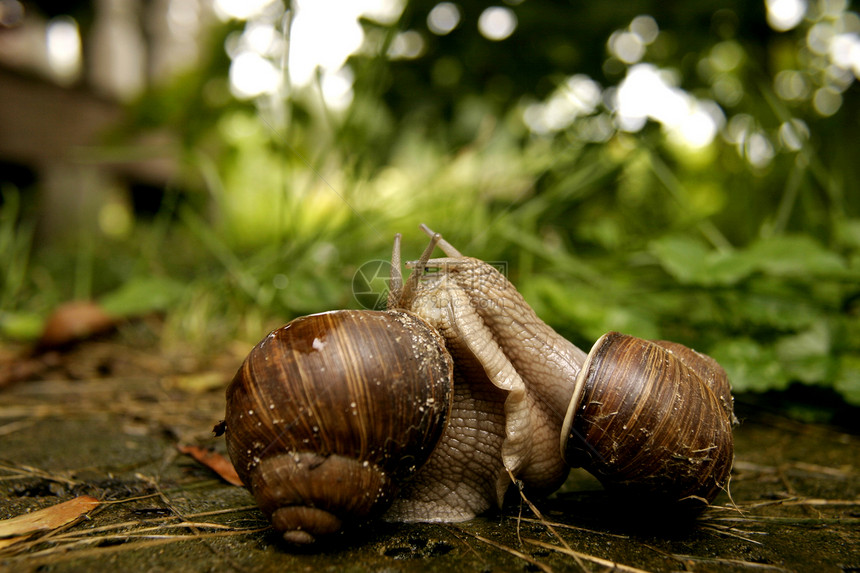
left=651, top=234, right=849, bottom=287
left=522, top=276, right=604, bottom=339
left=601, top=306, right=661, bottom=341
left=728, top=290, right=822, bottom=331
left=522, top=276, right=660, bottom=341
left=746, top=235, right=846, bottom=278
left=99, top=277, right=187, bottom=318
left=650, top=236, right=711, bottom=284
left=834, top=356, right=860, bottom=406
left=709, top=337, right=790, bottom=393
left=774, top=323, right=832, bottom=384
left=0, top=311, right=44, bottom=341
left=702, top=250, right=759, bottom=285
left=650, top=235, right=755, bottom=286
left=835, top=218, right=860, bottom=250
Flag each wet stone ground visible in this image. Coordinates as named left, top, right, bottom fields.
left=0, top=340, right=858, bottom=572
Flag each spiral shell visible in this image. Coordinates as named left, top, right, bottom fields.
left=560, top=332, right=734, bottom=505
left=224, top=309, right=453, bottom=545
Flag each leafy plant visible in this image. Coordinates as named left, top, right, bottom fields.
left=2, top=1, right=858, bottom=406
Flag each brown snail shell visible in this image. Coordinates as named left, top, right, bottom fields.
left=653, top=339, right=737, bottom=425
left=560, top=332, right=734, bottom=505
left=224, top=309, right=453, bottom=545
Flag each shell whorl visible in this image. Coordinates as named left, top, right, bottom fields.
left=561, top=332, right=734, bottom=505
left=224, top=309, right=453, bottom=544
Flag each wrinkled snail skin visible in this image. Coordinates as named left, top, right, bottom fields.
left=395, top=256, right=589, bottom=508
left=224, top=309, right=453, bottom=545
left=383, top=345, right=509, bottom=523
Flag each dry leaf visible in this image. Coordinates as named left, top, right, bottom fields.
left=0, top=495, right=99, bottom=549
left=178, top=444, right=243, bottom=486
left=163, top=371, right=228, bottom=393
left=38, top=301, right=117, bottom=349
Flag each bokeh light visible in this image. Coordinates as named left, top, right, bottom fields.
left=778, top=118, right=810, bottom=151
left=774, top=69, right=811, bottom=100
left=746, top=132, right=776, bottom=168
left=225, top=0, right=405, bottom=110
left=288, top=2, right=365, bottom=87
left=829, top=32, right=860, bottom=77
left=214, top=0, right=278, bottom=21
left=523, top=14, right=724, bottom=150
left=478, top=6, right=517, bottom=41
left=812, top=86, right=842, bottom=115
left=724, top=114, right=776, bottom=169
left=609, top=31, right=645, bottom=64
left=320, top=66, right=355, bottom=110
left=427, top=2, right=461, bottom=36
left=766, top=0, right=807, bottom=31
left=46, top=16, right=82, bottom=84
left=608, top=15, right=658, bottom=65
left=388, top=30, right=426, bottom=59
left=229, top=51, right=280, bottom=98
left=523, top=74, right=602, bottom=134
left=523, top=3, right=860, bottom=163
left=615, top=64, right=723, bottom=148
left=630, top=15, right=659, bottom=44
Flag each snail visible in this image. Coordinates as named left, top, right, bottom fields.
left=223, top=234, right=455, bottom=545
left=561, top=332, right=735, bottom=505
left=222, top=226, right=735, bottom=545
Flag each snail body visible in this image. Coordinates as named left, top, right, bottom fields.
left=390, top=227, right=733, bottom=514
left=385, top=243, right=589, bottom=523
left=223, top=226, right=735, bottom=545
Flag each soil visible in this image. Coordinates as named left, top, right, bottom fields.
left=0, top=336, right=858, bottom=573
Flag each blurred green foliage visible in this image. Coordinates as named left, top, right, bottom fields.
left=2, top=0, right=859, bottom=405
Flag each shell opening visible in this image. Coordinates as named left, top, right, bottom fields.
left=273, top=506, right=343, bottom=546
left=247, top=453, right=395, bottom=543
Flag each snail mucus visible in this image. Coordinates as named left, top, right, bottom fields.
left=221, top=226, right=735, bottom=546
